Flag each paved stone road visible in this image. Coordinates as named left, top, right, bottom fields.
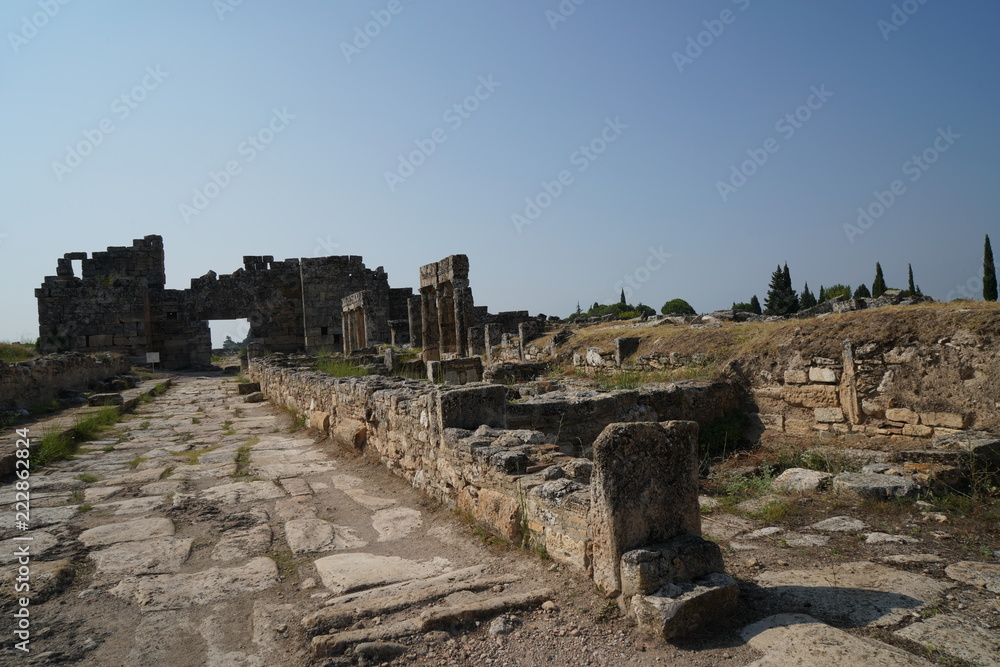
left=1, top=374, right=550, bottom=665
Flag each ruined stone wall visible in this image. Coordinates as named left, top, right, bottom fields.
left=249, top=356, right=734, bottom=572
left=745, top=336, right=998, bottom=448
left=38, top=236, right=410, bottom=369
left=0, top=352, right=130, bottom=411
left=507, top=382, right=743, bottom=453
left=248, top=356, right=595, bottom=571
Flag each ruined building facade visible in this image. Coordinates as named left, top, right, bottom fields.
left=36, top=236, right=538, bottom=371
left=36, top=236, right=410, bottom=370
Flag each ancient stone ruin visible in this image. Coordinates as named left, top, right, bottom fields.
left=36, top=236, right=543, bottom=373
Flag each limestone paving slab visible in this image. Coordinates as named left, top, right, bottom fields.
left=895, top=613, right=1000, bottom=666
left=199, top=480, right=286, bottom=505
left=0, top=505, right=79, bottom=534
left=83, top=486, right=124, bottom=503
left=79, top=517, right=175, bottom=547
left=92, top=495, right=166, bottom=515
left=372, top=507, right=423, bottom=542
left=90, top=537, right=193, bottom=576
left=211, top=524, right=273, bottom=561
left=755, top=561, right=952, bottom=627
left=313, top=553, right=452, bottom=595
left=344, top=488, right=398, bottom=511
left=741, top=613, right=933, bottom=667
left=945, top=560, right=1000, bottom=593
left=110, top=556, right=279, bottom=610
left=0, top=531, right=59, bottom=564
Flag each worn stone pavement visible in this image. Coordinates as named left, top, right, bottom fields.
left=0, top=374, right=567, bottom=665
left=3, top=374, right=1000, bottom=666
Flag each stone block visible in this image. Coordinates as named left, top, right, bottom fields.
left=885, top=408, right=919, bottom=424
left=243, top=391, right=264, bottom=403
left=309, top=411, right=331, bottom=432
left=814, top=407, right=844, bottom=423
left=631, top=573, right=738, bottom=640
left=772, top=468, right=833, bottom=494
left=437, top=384, right=506, bottom=430
left=782, top=385, right=839, bottom=408
left=920, top=412, right=965, bottom=429
left=783, top=369, right=808, bottom=384
left=902, top=423, right=933, bottom=438
left=783, top=419, right=814, bottom=437
left=832, top=472, right=919, bottom=499
left=808, top=367, right=838, bottom=383
left=619, top=535, right=724, bottom=599
left=458, top=488, right=521, bottom=542
left=590, top=421, right=701, bottom=596
left=238, top=382, right=261, bottom=395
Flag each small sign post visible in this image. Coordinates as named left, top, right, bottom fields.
left=146, top=352, right=160, bottom=371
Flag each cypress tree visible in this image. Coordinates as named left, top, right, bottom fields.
left=763, top=265, right=784, bottom=315
left=854, top=283, right=871, bottom=299
left=984, top=235, right=998, bottom=302
left=872, top=262, right=887, bottom=298
left=907, top=264, right=916, bottom=295
left=800, top=283, right=817, bottom=309
left=783, top=264, right=800, bottom=313
left=619, top=288, right=627, bottom=305
left=818, top=285, right=826, bottom=304
left=750, top=295, right=761, bottom=315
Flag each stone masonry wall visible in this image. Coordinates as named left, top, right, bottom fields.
left=249, top=355, right=713, bottom=572
left=0, top=352, right=130, bottom=411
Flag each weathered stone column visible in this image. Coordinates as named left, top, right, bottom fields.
left=407, top=295, right=422, bottom=348
left=589, top=420, right=702, bottom=596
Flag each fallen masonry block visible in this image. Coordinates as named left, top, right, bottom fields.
left=243, top=391, right=264, bottom=403
left=237, top=382, right=260, bottom=395
left=631, top=573, right=739, bottom=641
left=832, top=472, right=919, bottom=499
left=772, top=467, right=833, bottom=494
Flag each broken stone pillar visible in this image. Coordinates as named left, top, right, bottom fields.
left=407, top=295, right=422, bottom=348
left=590, top=421, right=703, bottom=596
left=588, top=420, right=736, bottom=638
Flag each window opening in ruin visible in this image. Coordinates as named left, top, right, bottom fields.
left=210, top=318, right=250, bottom=351
left=71, top=259, right=82, bottom=278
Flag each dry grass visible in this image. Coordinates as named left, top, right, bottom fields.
left=540, top=303, right=1000, bottom=382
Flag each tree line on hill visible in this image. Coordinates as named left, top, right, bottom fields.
left=567, top=235, right=997, bottom=321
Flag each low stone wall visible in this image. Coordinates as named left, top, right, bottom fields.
left=507, top=381, right=744, bottom=453
left=0, top=352, right=131, bottom=411
left=248, top=356, right=734, bottom=633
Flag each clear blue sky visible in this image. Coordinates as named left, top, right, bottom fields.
left=2, top=0, right=998, bottom=344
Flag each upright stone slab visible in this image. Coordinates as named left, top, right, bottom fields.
left=589, top=421, right=701, bottom=596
